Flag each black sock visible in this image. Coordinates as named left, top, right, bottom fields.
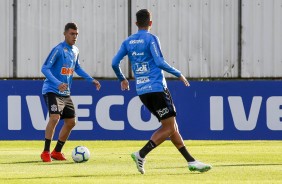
left=139, top=140, right=157, bottom=158
left=178, top=146, right=195, bottom=162
left=54, top=140, right=65, bottom=152
left=44, top=138, right=51, bottom=152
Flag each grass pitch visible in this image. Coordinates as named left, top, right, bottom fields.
left=0, top=140, right=281, bottom=184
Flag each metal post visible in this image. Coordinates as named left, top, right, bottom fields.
left=238, top=0, right=242, bottom=78
left=13, top=0, right=17, bottom=78
left=128, top=0, right=132, bottom=79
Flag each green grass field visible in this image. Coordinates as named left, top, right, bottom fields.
left=0, top=140, right=281, bottom=184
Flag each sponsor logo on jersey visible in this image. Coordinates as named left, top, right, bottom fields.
left=61, top=67, right=74, bottom=75
left=63, top=48, right=68, bottom=53
left=132, top=52, right=144, bottom=56
left=135, top=62, right=149, bottom=74
left=156, top=107, right=169, bottom=118
left=136, top=76, right=150, bottom=84
left=129, top=39, right=144, bottom=44
left=136, top=85, right=152, bottom=92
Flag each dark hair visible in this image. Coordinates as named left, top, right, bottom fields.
left=64, top=22, right=78, bottom=32
left=136, top=9, right=151, bottom=27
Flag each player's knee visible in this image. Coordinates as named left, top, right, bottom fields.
left=168, top=127, right=177, bottom=136
left=49, top=114, right=60, bottom=124
left=65, top=118, right=76, bottom=128
left=162, top=126, right=176, bottom=137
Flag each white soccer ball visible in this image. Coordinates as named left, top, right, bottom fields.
left=72, top=146, right=90, bottom=163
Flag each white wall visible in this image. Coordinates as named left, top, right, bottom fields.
left=132, top=0, right=239, bottom=78
left=241, top=0, right=282, bottom=77
left=0, top=0, right=13, bottom=77
left=1, top=0, right=282, bottom=78
left=16, top=0, right=128, bottom=78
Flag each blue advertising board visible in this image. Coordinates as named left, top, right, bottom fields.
left=0, top=80, right=282, bottom=140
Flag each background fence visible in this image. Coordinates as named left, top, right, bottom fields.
left=1, top=0, right=282, bottom=79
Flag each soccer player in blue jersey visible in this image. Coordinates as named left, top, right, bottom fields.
left=112, top=9, right=211, bottom=174
left=40, top=22, right=101, bottom=162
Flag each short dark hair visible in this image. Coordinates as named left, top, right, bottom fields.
left=64, top=22, right=78, bottom=32
left=136, top=9, right=151, bottom=27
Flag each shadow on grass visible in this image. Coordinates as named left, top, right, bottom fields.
left=155, top=163, right=282, bottom=169
left=153, top=166, right=209, bottom=175
left=1, top=174, right=139, bottom=180
left=216, top=163, right=282, bottom=167
left=0, top=160, right=74, bottom=165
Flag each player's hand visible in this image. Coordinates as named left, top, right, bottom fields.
left=121, top=79, right=130, bottom=91
left=58, top=83, right=68, bottom=92
left=93, top=79, right=101, bottom=91
left=179, top=74, right=190, bottom=87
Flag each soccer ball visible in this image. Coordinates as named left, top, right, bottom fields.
left=71, top=146, right=90, bottom=163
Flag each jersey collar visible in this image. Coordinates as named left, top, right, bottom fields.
left=137, top=30, right=149, bottom=34
left=63, top=41, right=73, bottom=49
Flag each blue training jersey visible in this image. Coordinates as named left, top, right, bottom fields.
left=112, top=30, right=181, bottom=95
left=42, top=41, right=93, bottom=96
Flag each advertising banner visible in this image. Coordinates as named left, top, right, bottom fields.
left=0, top=80, right=281, bottom=140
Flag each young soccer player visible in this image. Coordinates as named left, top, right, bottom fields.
left=40, top=22, right=101, bottom=162
left=112, top=9, right=211, bottom=174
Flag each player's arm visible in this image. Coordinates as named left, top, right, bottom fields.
left=75, top=55, right=101, bottom=90
left=150, top=36, right=181, bottom=77
left=112, top=42, right=129, bottom=90
left=41, top=48, right=63, bottom=88
left=178, top=74, right=190, bottom=87
left=150, top=36, right=189, bottom=87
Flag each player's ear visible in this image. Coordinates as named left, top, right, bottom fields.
left=135, top=22, right=138, bottom=27
left=149, top=21, right=152, bottom=26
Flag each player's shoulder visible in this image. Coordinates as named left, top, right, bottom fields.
left=49, top=42, right=64, bottom=54
left=47, top=42, right=64, bottom=56
left=53, top=42, right=65, bottom=50
left=149, top=33, right=159, bottom=42
left=124, top=34, right=136, bottom=43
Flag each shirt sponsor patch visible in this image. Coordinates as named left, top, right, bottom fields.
left=136, top=85, right=152, bottom=92
left=136, top=76, right=150, bottom=84
left=61, top=67, right=74, bottom=75
left=134, top=62, right=150, bottom=74
left=132, top=52, right=144, bottom=56
left=129, top=39, right=144, bottom=44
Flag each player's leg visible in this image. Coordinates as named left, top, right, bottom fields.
left=150, top=116, right=176, bottom=145
left=44, top=114, right=61, bottom=148
left=51, top=96, right=76, bottom=161
left=131, top=116, right=176, bottom=174
left=169, top=122, right=195, bottom=161
left=58, top=118, right=76, bottom=142
left=41, top=93, right=62, bottom=162
left=132, top=91, right=177, bottom=174
left=41, top=114, right=61, bottom=162
left=170, top=122, right=212, bottom=172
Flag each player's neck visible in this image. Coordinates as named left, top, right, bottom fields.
left=138, top=27, right=150, bottom=31
left=138, top=26, right=151, bottom=31
left=65, top=40, right=74, bottom=48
